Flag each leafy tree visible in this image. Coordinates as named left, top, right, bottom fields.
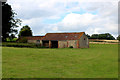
left=90, top=34, right=99, bottom=39
left=2, top=2, right=21, bottom=41
left=86, top=34, right=90, bottom=39
left=106, top=33, right=115, bottom=40
left=98, top=33, right=115, bottom=40
left=18, top=37, right=27, bottom=43
left=117, top=35, right=120, bottom=41
left=9, top=34, right=16, bottom=41
left=90, top=33, right=115, bottom=40
left=89, top=33, right=115, bottom=40
left=18, top=25, right=32, bottom=37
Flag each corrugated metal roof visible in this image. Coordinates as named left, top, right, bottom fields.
left=42, top=32, right=85, bottom=40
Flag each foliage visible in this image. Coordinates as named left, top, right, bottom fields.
left=90, top=34, right=99, bottom=39
left=8, top=34, right=16, bottom=41
left=6, top=38, right=17, bottom=42
left=18, top=25, right=32, bottom=37
left=69, top=46, right=73, bottom=48
left=2, top=44, right=118, bottom=78
left=1, top=42, right=47, bottom=48
left=98, top=33, right=115, bottom=40
left=86, top=34, right=90, bottom=39
left=18, top=37, right=27, bottom=43
left=2, top=2, right=21, bottom=41
left=2, top=42, right=35, bottom=47
left=89, top=33, right=115, bottom=40
left=117, top=35, right=120, bottom=41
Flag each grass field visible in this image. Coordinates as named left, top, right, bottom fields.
left=2, top=44, right=118, bottom=78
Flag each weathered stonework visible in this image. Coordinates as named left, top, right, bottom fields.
left=67, top=40, right=77, bottom=48
left=58, top=41, right=68, bottom=48
left=28, top=40, right=37, bottom=43
left=21, top=32, right=89, bottom=48
left=79, top=33, right=89, bottom=48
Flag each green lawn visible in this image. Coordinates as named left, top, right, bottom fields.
left=2, top=44, right=118, bottom=78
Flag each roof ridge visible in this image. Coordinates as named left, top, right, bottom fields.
left=26, top=36, right=45, bottom=37
left=46, top=32, right=85, bottom=34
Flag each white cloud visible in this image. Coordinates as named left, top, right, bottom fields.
left=62, top=13, right=96, bottom=25
left=53, top=12, right=117, bottom=37
left=7, top=0, right=118, bottom=38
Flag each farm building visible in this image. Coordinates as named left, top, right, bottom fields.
left=18, top=32, right=89, bottom=48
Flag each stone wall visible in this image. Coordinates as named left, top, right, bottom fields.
left=27, top=34, right=89, bottom=48
left=58, top=40, right=78, bottom=48
left=79, top=33, right=89, bottom=48
left=28, top=40, right=43, bottom=46
left=58, top=41, right=68, bottom=48
left=67, top=40, right=77, bottom=48
left=28, top=40, right=37, bottom=43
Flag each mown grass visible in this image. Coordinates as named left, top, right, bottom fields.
left=2, top=44, right=118, bottom=78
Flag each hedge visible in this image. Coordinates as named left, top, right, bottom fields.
left=1, top=42, right=46, bottom=48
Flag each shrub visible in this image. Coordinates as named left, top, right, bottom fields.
left=40, top=46, right=47, bottom=48
left=2, top=42, right=33, bottom=47
left=1, top=42, right=47, bottom=48
left=35, top=44, right=42, bottom=48
left=6, top=38, right=18, bottom=42
left=69, top=46, right=73, bottom=48
left=19, top=37, right=27, bottom=43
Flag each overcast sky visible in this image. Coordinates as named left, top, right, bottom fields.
left=7, top=0, right=119, bottom=38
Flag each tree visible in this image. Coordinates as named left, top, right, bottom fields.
left=18, top=25, right=33, bottom=37
left=89, top=33, right=115, bottom=40
left=117, top=35, right=120, bottom=41
left=2, top=2, right=21, bottom=41
left=9, top=34, right=16, bottom=41
left=105, top=33, right=115, bottom=40
left=90, top=34, right=99, bottom=39
left=86, top=34, right=90, bottom=39
left=98, top=33, right=115, bottom=40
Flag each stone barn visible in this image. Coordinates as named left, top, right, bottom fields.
left=17, top=36, right=44, bottom=46
left=26, top=36, right=44, bottom=45
left=18, top=32, right=89, bottom=48
left=42, top=32, right=89, bottom=48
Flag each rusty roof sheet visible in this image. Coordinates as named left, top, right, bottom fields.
left=42, top=32, right=85, bottom=40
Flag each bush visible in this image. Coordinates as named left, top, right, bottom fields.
left=69, top=46, right=73, bottom=48
left=1, top=42, right=47, bottom=48
left=6, top=38, right=18, bottom=42
left=19, top=37, right=27, bottom=43
left=35, top=44, right=42, bottom=48
left=2, top=42, right=32, bottom=47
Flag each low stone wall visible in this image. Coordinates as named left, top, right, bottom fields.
left=28, top=40, right=37, bottom=43
left=79, top=34, right=89, bottom=48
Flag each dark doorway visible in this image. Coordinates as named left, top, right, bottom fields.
left=51, top=41, right=58, bottom=48
left=43, top=40, right=49, bottom=48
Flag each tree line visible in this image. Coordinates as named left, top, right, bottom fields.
left=2, top=2, right=120, bottom=42
left=86, top=33, right=115, bottom=40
